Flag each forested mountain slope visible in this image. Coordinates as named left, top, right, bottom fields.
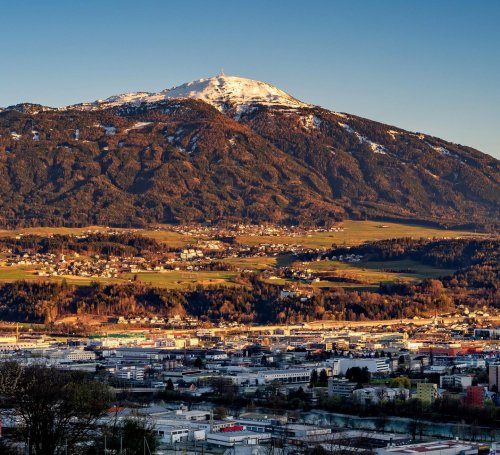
left=0, top=75, right=498, bottom=228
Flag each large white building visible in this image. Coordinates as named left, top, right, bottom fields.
left=439, top=374, right=473, bottom=390
left=45, top=348, right=96, bottom=362
left=207, top=431, right=271, bottom=447
left=377, top=440, right=480, bottom=455
left=206, top=351, right=229, bottom=361
left=256, top=369, right=313, bottom=385
left=332, top=358, right=390, bottom=375
left=228, top=369, right=314, bottom=386
left=113, top=365, right=145, bottom=381
left=154, top=420, right=205, bottom=443
left=454, top=356, right=486, bottom=369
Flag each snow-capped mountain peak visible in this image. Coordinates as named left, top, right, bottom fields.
left=84, top=74, right=310, bottom=114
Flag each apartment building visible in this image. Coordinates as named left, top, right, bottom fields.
left=439, top=374, right=473, bottom=390
left=328, top=378, right=357, bottom=398
left=415, top=382, right=438, bottom=404
left=464, top=386, right=485, bottom=407
left=488, top=364, right=500, bottom=391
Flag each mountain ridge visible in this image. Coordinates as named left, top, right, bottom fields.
left=0, top=75, right=498, bottom=229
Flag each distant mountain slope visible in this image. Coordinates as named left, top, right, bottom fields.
left=238, top=105, right=499, bottom=224
left=0, top=75, right=498, bottom=228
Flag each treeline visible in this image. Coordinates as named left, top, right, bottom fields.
left=0, top=236, right=497, bottom=324
left=0, top=233, right=171, bottom=256
left=329, top=238, right=499, bottom=269
left=449, top=263, right=499, bottom=290
left=320, top=394, right=500, bottom=430
left=275, top=283, right=455, bottom=323
left=0, top=278, right=277, bottom=324
left=0, top=274, right=483, bottom=324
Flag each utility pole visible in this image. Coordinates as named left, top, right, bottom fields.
left=144, top=436, right=151, bottom=455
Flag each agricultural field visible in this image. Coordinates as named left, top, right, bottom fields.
left=0, top=265, right=124, bottom=286
left=234, top=220, right=482, bottom=248
left=0, top=220, right=483, bottom=290
left=305, top=258, right=456, bottom=280
left=133, top=230, right=197, bottom=248
left=353, top=259, right=457, bottom=279
left=219, top=255, right=295, bottom=271
left=0, top=221, right=483, bottom=250
left=0, top=226, right=104, bottom=238
left=264, top=258, right=457, bottom=290
left=124, top=270, right=239, bottom=289
left=0, top=225, right=196, bottom=249
left=0, top=266, right=35, bottom=281
left=0, top=266, right=238, bottom=289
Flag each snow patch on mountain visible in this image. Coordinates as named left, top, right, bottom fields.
left=387, top=130, right=401, bottom=140
left=102, top=125, right=116, bottom=135
left=338, top=122, right=355, bottom=134
left=78, top=75, right=310, bottom=116
left=301, top=114, right=322, bottom=130
left=234, top=105, right=258, bottom=120
left=432, top=145, right=453, bottom=156
left=188, top=133, right=199, bottom=154
left=425, top=141, right=462, bottom=159
left=338, top=123, right=386, bottom=154
left=423, top=168, right=440, bottom=180
left=122, top=121, right=152, bottom=133
left=165, top=126, right=186, bottom=147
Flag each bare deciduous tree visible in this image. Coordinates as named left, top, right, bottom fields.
left=0, top=362, right=113, bottom=455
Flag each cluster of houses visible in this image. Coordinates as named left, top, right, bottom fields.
left=164, top=223, right=345, bottom=239
left=4, top=252, right=161, bottom=278
left=0, top=221, right=360, bottom=290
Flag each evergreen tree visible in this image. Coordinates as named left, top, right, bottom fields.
left=310, top=370, right=318, bottom=387
left=319, top=369, right=328, bottom=387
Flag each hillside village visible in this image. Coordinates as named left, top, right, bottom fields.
left=0, top=225, right=356, bottom=282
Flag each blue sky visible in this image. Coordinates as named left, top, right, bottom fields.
left=1, top=0, right=499, bottom=158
